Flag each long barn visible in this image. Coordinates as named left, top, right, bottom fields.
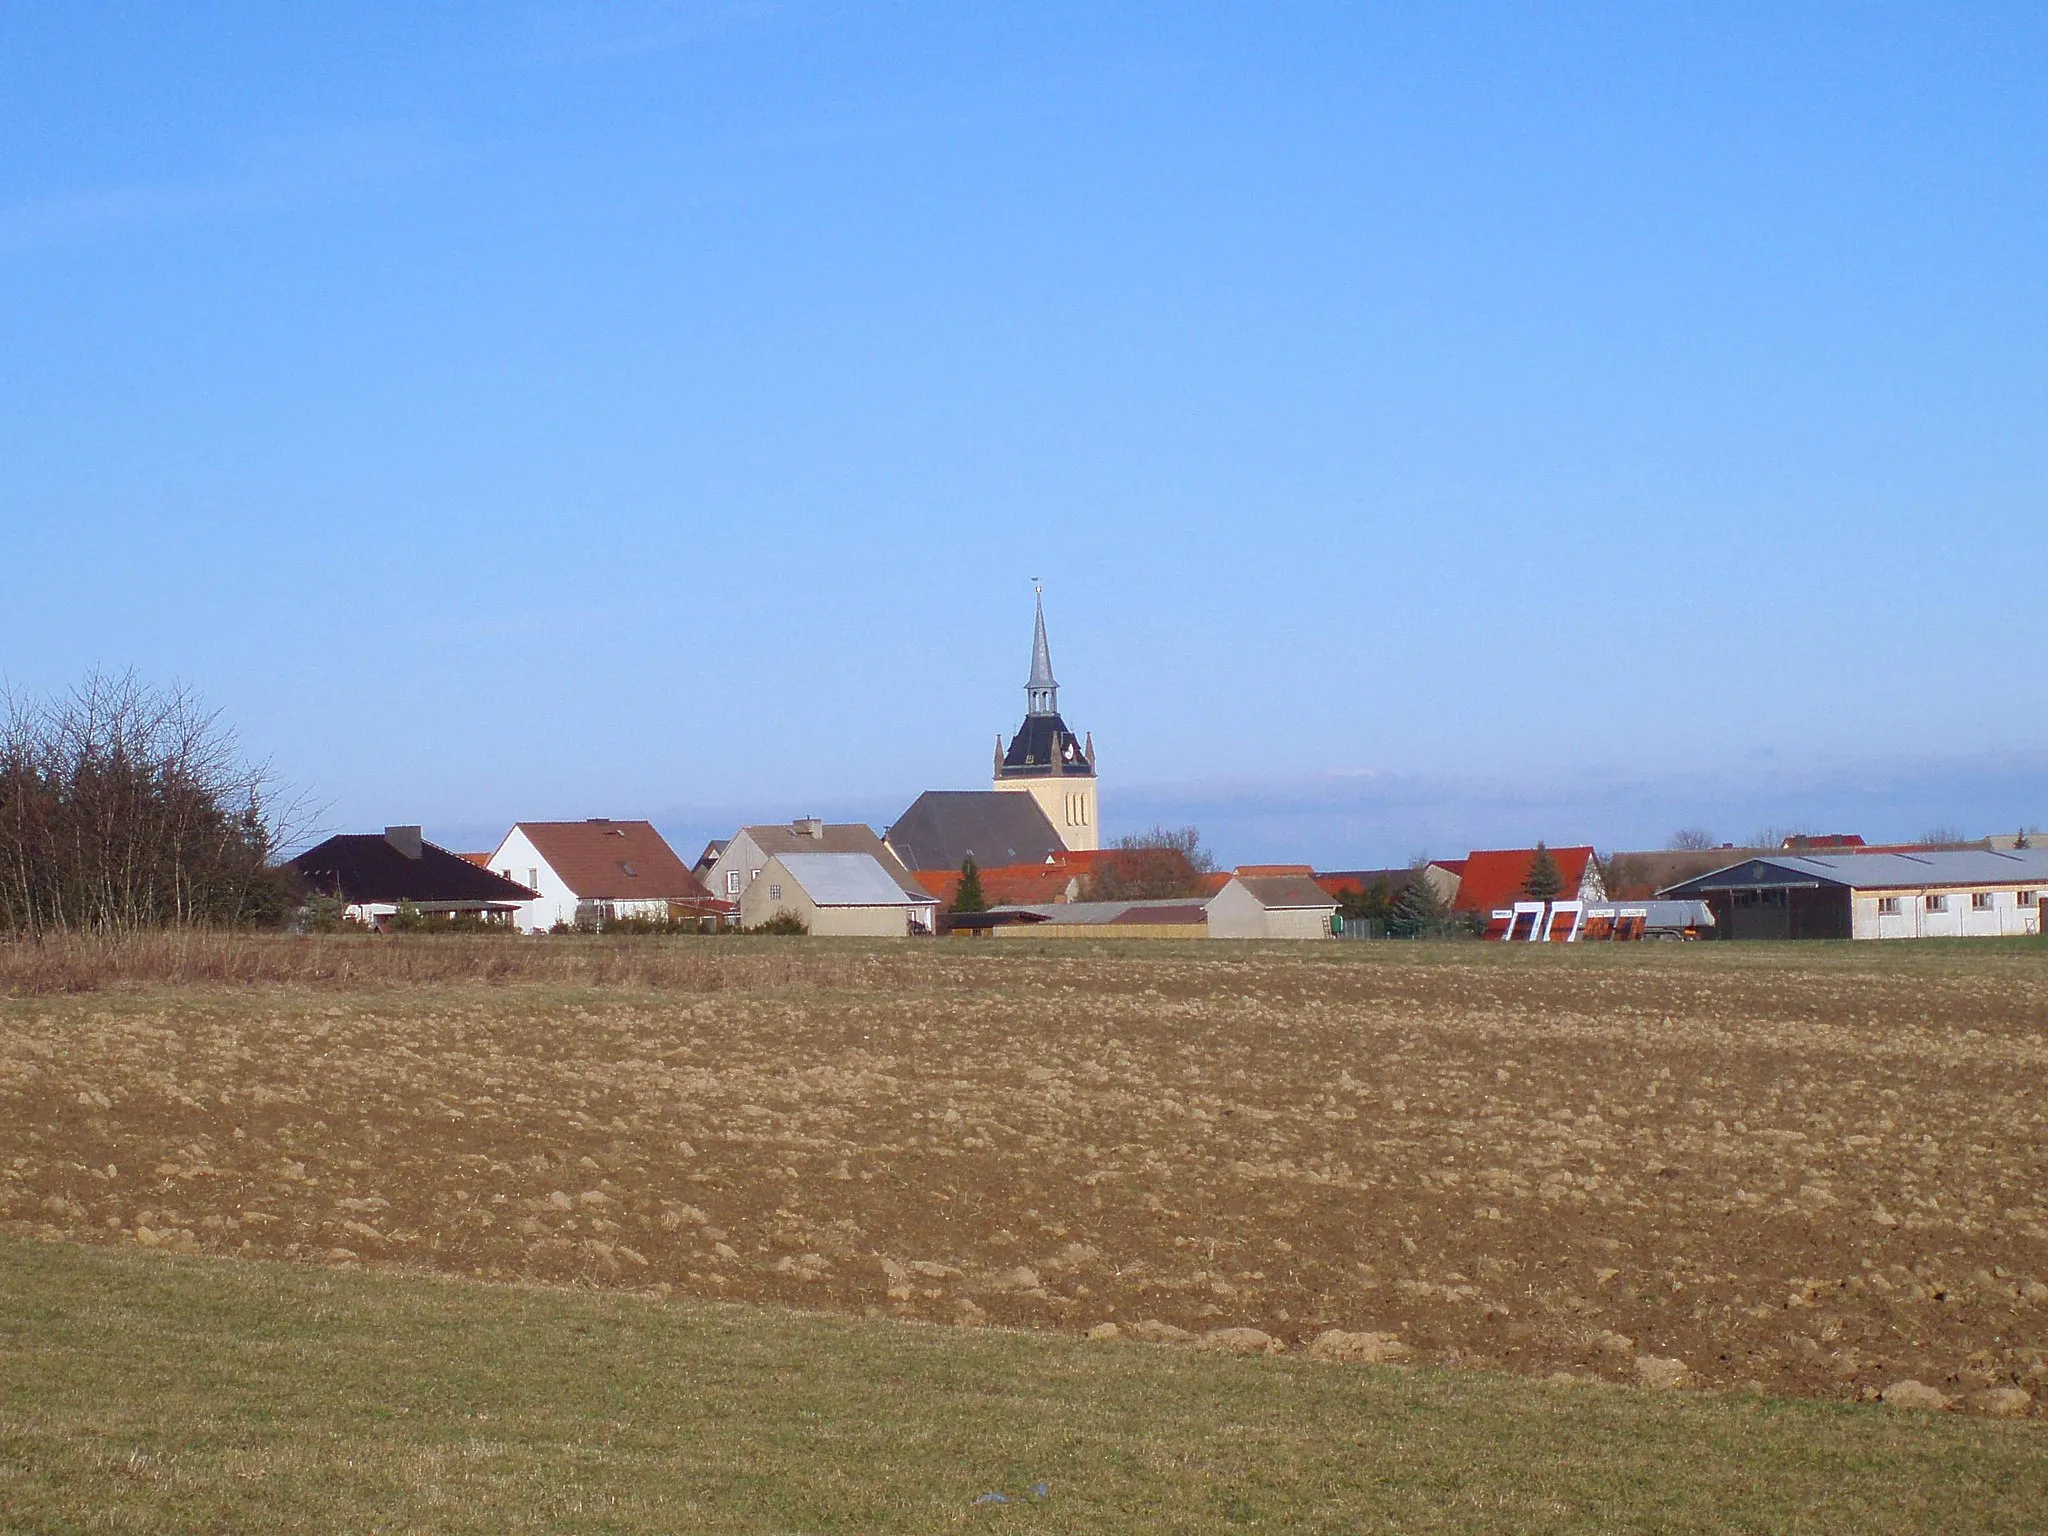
left=1661, top=848, right=2048, bottom=940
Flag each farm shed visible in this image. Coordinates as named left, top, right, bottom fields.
left=1661, top=849, right=2048, bottom=941
left=741, top=852, right=938, bottom=937
left=488, top=819, right=728, bottom=933
left=1206, top=874, right=1338, bottom=939
left=287, top=826, right=535, bottom=930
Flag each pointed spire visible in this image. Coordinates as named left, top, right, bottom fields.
left=1026, top=582, right=1058, bottom=716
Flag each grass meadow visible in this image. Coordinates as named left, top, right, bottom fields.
left=4, top=1235, right=2045, bottom=1534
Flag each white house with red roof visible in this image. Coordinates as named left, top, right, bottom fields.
left=487, top=818, right=728, bottom=933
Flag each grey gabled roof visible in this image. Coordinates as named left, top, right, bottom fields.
left=884, top=790, right=1065, bottom=873
left=740, top=822, right=927, bottom=898
left=1662, top=848, right=2048, bottom=896
left=775, top=853, right=932, bottom=908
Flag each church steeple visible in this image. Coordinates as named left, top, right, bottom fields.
left=994, top=582, right=1098, bottom=850
left=1026, top=583, right=1058, bottom=717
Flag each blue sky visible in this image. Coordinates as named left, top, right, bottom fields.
left=3, top=3, right=2043, bottom=864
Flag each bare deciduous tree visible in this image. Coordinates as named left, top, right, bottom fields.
left=0, top=671, right=303, bottom=933
left=1082, top=825, right=1216, bottom=901
left=1916, top=826, right=1972, bottom=847
left=1667, top=828, right=1715, bottom=851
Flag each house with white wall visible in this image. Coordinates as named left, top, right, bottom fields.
left=488, top=818, right=726, bottom=933
left=698, top=817, right=927, bottom=905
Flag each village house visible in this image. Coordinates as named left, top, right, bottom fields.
left=487, top=819, right=726, bottom=933
left=695, top=817, right=926, bottom=905
left=288, top=826, right=535, bottom=929
left=740, top=852, right=938, bottom=936
left=1206, top=872, right=1339, bottom=939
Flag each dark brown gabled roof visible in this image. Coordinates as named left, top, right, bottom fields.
left=513, top=820, right=712, bottom=901
left=1232, top=874, right=1340, bottom=910
left=289, top=833, right=536, bottom=906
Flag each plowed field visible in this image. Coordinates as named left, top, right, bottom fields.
left=4, top=938, right=2045, bottom=1409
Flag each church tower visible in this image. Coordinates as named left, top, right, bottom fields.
left=992, top=586, right=1098, bottom=850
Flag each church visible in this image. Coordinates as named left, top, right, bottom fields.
left=991, top=587, right=1097, bottom=850
left=884, top=588, right=1099, bottom=874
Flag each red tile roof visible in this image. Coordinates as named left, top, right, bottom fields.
left=1451, top=846, right=1597, bottom=912
left=915, top=861, right=1083, bottom=908
left=513, top=820, right=712, bottom=902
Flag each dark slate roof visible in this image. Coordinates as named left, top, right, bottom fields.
left=1000, top=711, right=1093, bottom=777
left=288, top=833, right=537, bottom=906
left=885, top=791, right=1065, bottom=873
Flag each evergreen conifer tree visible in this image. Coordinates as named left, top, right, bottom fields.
left=951, top=855, right=987, bottom=914
left=1523, top=842, right=1564, bottom=901
left=1388, top=867, right=1449, bottom=937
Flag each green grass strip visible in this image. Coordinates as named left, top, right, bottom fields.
left=0, top=1237, right=2040, bottom=1533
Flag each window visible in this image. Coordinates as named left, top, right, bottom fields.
left=726, top=870, right=742, bottom=895
left=1876, top=896, right=1900, bottom=915
left=1925, top=894, right=1947, bottom=912
left=768, top=883, right=782, bottom=902
left=1971, top=892, right=1994, bottom=911
left=528, top=869, right=538, bottom=888
left=2021, top=891, right=2039, bottom=907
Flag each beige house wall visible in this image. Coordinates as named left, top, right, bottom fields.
left=738, top=856, right=928, bottom=937
left=1262, top=906, right=1336, bottom=940
left=1206, top=878, right=1337, bottom=940
left=992, top=775, right=1098, bottom=851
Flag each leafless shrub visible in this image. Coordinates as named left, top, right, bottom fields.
left=0, top=671, right=304, bottom=934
